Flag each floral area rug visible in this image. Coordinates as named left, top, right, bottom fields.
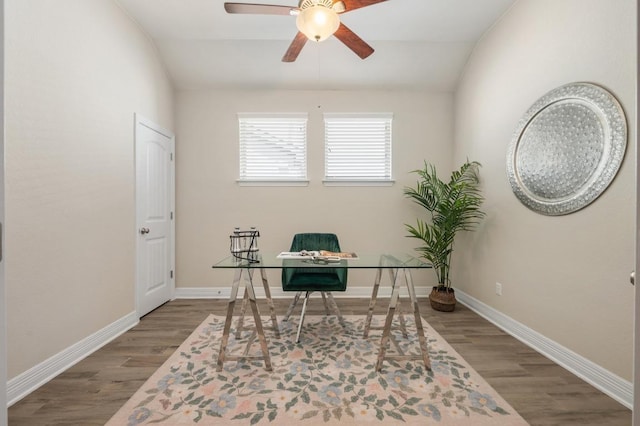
left=106, top=314, right=528, bottom=425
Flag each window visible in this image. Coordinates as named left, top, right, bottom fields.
left=238, top=113, right=308, bottom=185
left=324, top=113, right=393, bottom=185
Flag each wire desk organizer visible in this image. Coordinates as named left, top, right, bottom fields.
left=230, top=227, right=260, bottom=263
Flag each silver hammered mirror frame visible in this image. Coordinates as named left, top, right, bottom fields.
left=506, top=82, right=627, bottom=215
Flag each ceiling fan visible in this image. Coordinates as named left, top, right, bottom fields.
left=224, top=0, right=388, bottom=62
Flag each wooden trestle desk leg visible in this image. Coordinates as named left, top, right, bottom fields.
left=364, top=265, right=408, bottom=339
left=244, top=270, right=272, bottom=371
left=235, top=288, right=249, bottom=339
left=216, top=267, right=273, bottom=372
left=375, top=267, right=401, bottom=371
left=363, top=266, right=383, bottom=338
left=236, top=269, right=280, bottom=339
left=375, top=267, right=431, bottom=372
left=259, top=267, right=280, bottom=338
left=216, top=268, right=242, bottom=371
left=404, top=267, right=431, bottom=371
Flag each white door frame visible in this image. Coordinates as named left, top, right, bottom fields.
left=134, top=113, right=175, bottom=317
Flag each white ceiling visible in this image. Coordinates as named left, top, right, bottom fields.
left=116, top=0, right=517, bottom=91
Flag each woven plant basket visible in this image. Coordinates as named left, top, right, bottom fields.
left=429, top=286, right=456, bottom=312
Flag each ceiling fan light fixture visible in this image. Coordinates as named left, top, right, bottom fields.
left=296, top=0, right=340, bottom=42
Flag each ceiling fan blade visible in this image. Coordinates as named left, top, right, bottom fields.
left=282, top=32, right=308, bottom=62
left=339, top=0, right=387, bottom=13
left=224, top=2, right=297, bottom=15
left=333, top=23, right=374, bottom=59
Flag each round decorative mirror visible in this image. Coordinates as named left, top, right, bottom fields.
left=506, top=82, right=627, bottom=215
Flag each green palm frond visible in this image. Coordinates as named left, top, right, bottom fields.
left=404, top=160, right=485, bottom=287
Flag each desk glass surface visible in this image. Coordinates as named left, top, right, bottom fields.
left=212, top=253, right=431, bottom=269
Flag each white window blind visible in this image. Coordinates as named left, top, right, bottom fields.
left=238, top=113, right=308, bottom=183
left=324, top=113, right=393, bottom=183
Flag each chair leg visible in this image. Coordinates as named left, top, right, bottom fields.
left=326, top=292, right=346, bottom=328
left=283, top=291, right=302, bottom=322
left=296, top=291, right=311, bottom=343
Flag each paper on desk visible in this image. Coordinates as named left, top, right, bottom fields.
left=276, top=251, right=358, bottom=259
left=276, top=251, right=317, bottom=259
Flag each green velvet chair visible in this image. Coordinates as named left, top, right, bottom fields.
left=282, top=233, right=348, bottom=343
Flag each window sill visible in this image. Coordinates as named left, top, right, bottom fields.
left=237, top=179, right=310, bottom=187
left=322, top=179, right=395, bottom=187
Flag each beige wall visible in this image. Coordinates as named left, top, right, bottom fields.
left=453, top=0, right=635, bottom=380
left=5, top=0, right=174, bottom=378
left=175, top=90, right=453, bottom=290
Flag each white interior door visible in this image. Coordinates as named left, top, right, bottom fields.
left=135, top=114, right=175, bottom=317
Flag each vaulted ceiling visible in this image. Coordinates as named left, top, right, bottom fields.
left=116, top=0, right=517, bottom=91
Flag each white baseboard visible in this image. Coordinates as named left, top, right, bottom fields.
left=454, top=289, right=633, bottom=409
left=7, top=311, right=139, bottom=407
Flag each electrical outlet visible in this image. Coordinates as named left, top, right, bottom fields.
left=495, top=282, right=503, bottom=296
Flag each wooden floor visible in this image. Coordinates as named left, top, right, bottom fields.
left=8, top=298, right=632, bottom=425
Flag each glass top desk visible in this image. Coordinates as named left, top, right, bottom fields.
left=212, top=253, right=432, bottom=373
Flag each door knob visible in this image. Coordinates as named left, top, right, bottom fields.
left=631, top=271, right=635, bottom=286
left=140, top=227, right=150, bottom=235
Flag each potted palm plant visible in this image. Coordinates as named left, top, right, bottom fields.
left=404, top=160, right=485, bottom=312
